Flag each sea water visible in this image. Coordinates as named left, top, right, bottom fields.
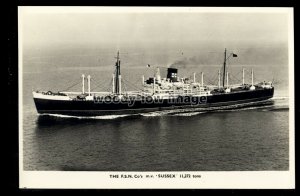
left=22, top=46, right=290, bottom=171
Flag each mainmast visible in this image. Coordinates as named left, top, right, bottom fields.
left=222, top=48, right=227, bottom=88
left=222, top=48, right=238, bottom=87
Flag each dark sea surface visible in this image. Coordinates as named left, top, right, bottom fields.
left=22, top=47, right=290, bottom=171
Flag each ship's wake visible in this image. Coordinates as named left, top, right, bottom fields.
left=38, top=113, right=131, bottom=120
left=139, top=98, right=289, bottom=117
left=38, top=97, right=289, bottom=120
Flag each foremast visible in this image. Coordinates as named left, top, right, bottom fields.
left=113, top=51, right=122, bottom=95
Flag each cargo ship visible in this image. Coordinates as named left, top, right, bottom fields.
left=33, top=49, right=274, bottom=116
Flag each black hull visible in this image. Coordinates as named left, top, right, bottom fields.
left=34, top=88, right=274, bottom=116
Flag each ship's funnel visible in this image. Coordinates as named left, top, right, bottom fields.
left=167, top=68, right=178, bottom=82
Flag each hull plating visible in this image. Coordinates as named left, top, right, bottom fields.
left=34, top=88, right=274, bottom=116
